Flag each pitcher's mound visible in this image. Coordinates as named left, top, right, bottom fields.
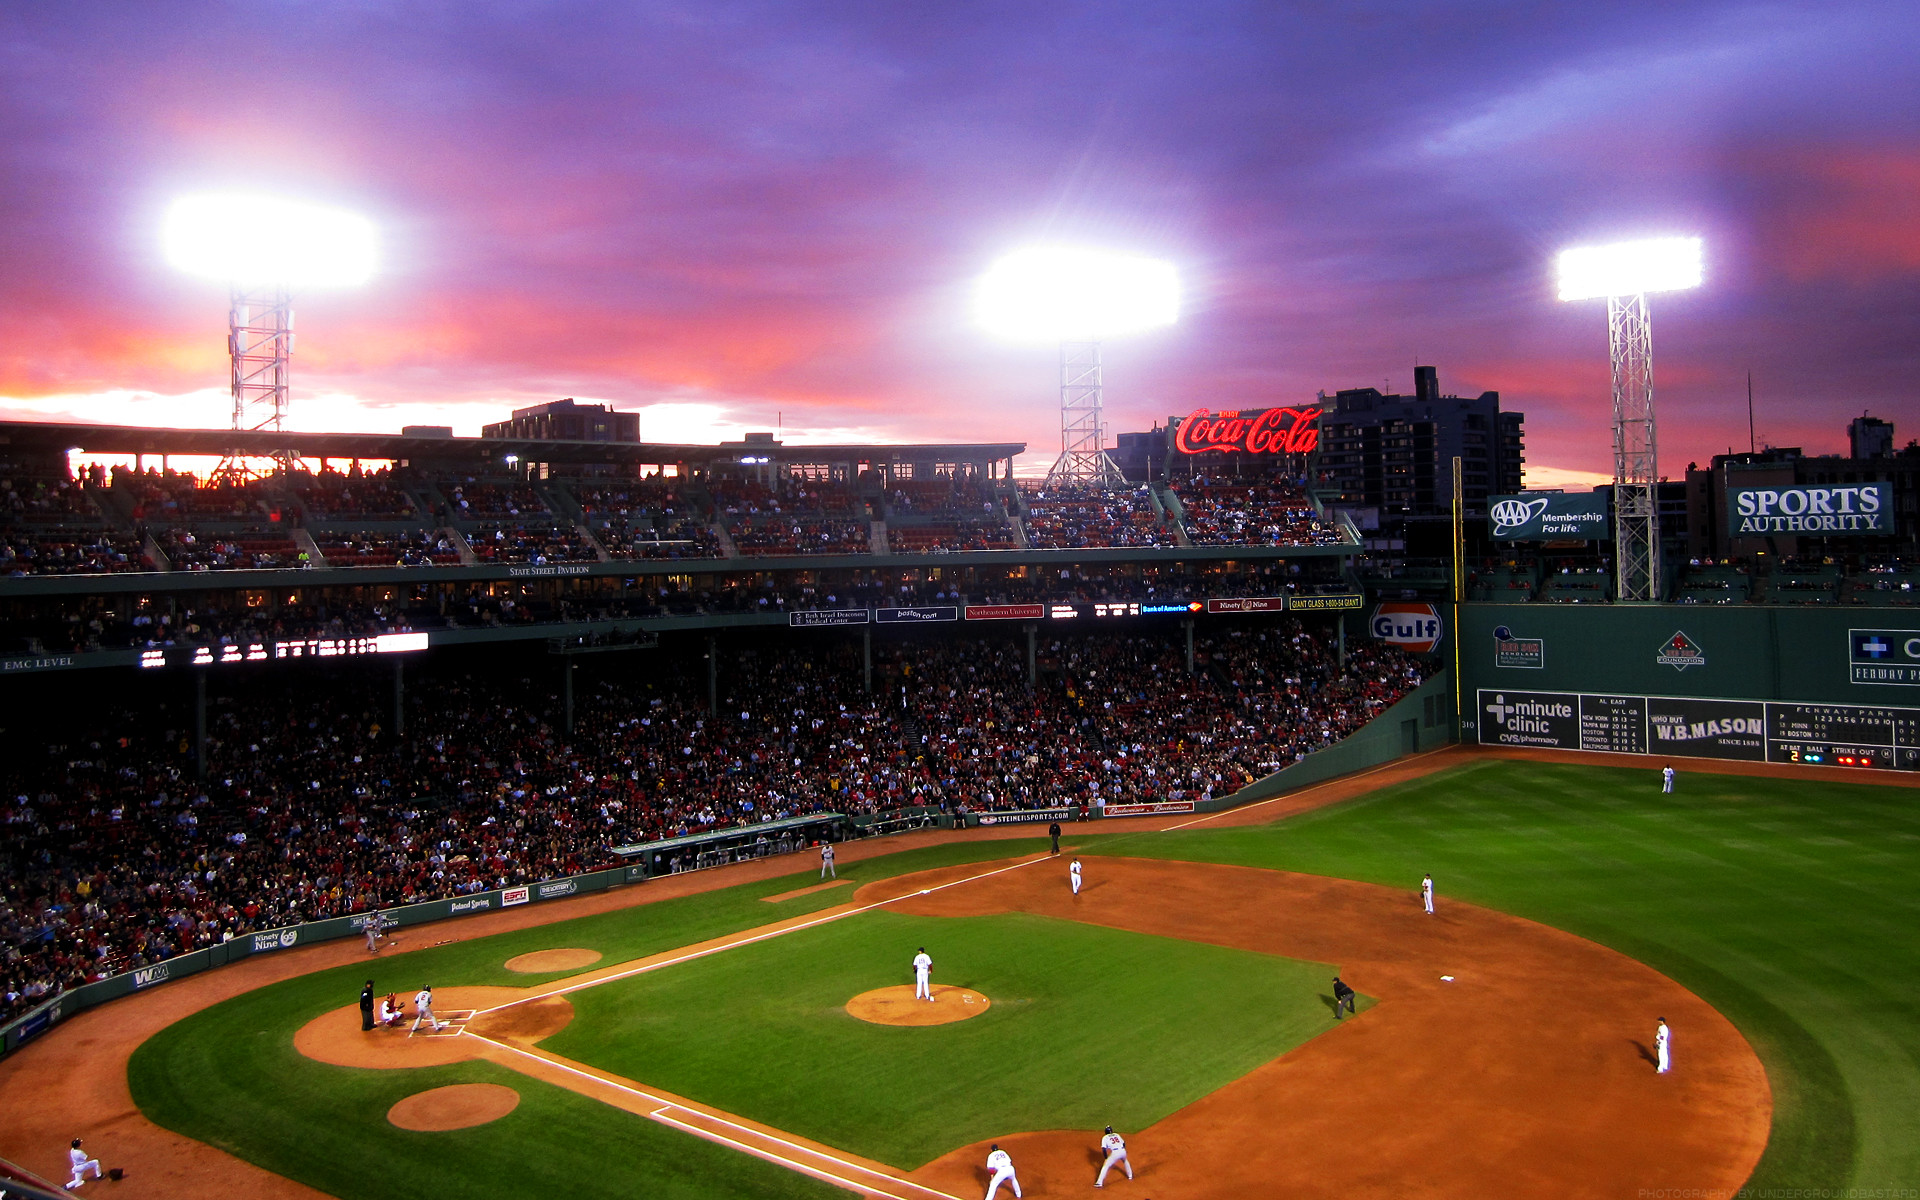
left=504, top=947, right=602, bottom=973
left=847, top=985, right=991, bottom=1026
left=387, top=1083, right=520, bottom=1131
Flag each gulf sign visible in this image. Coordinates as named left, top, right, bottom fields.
left=1174, top=407, right=1321, bottom=456
left=1372, top=602, right=1443, bottom=653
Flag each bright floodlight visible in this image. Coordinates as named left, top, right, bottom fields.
left=164, top=195, right=376, bottom=286
left=1556, top=237, right=1702, bottom=302
left=975, top=247, right=1179, bottom=341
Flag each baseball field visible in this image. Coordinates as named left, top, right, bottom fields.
left=10, top=750, right=1920, bottom=1198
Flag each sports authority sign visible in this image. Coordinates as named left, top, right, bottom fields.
left=1727, top=483, right=1892, bottom=536
left=1173, top=407, right=1322, bottom=456
left=1851, top=629, right=1920, bottom=686
left=1372, top=602, right=1443, bottom=653
left=1488, top=492, right=1609, bottom=540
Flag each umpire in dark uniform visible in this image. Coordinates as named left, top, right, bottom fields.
left=1332, top=976, right=1356, bottom=1019
left=360, top=980, right=376, bottom=1031
left=1048, top=821, right=1062, bottom=855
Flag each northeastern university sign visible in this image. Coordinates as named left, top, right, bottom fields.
left=1728, top=483, right=1892, bottom=536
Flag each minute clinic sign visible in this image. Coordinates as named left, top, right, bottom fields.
left=1174, top=407, right=1322, bottom=456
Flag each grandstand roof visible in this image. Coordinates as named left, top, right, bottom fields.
left=0, top=420, right=1024, bottom=468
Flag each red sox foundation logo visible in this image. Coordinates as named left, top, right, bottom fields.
left=1656, top=631, right=1706, bottom=672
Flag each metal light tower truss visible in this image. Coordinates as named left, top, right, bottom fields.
left=213, top=285, right=296, bottom=482
left=1608, top=292, right=1659, bottom=601
left=1043, top=340, right=1126, bottom=488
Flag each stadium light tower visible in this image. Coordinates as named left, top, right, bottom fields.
left=1557, top=236, right=1702, bottom=603
left=976, top=247, right=1179, bottom=488
left=164, top=195, right=376, bottom=477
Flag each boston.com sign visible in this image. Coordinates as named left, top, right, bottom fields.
left=1728, top=483, right=1892, bottom=536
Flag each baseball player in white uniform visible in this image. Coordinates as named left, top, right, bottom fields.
left=984, top=1144, right=1021, bottom=1199
left=1421, top=873, right=1434, bottom=915
left=1070, top=858, right=1083, bottom=895
left=1096, top=1125, right=1132, bottom=1187
left=364, top=910, right=385, bottom=953
left=67, top=1138, right=103, bottom=1189
left=411, top=985, right=444, bottom=1033
left=820, top=842, right=836, bottom=878
left=1656, top=1017, right=1672, bottom=1073
left=1662, top=764, right=1675, bottom=793
left=913, top=947, right=934, bottom=1000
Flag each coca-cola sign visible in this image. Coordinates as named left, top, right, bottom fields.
left=1174, top=407, right=1321, bottom=456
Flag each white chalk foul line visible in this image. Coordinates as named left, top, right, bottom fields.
left=472, top=854, right=1050, bottom=1018
left=463, top=1030, right=964, bottom=1200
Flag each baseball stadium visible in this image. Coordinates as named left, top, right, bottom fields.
left=4, top=9, right=1920, bottom=1196
left=0, top=402, right=1916, bottom=1200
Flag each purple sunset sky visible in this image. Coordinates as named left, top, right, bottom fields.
left=1, top=1, right=1915, bottom=481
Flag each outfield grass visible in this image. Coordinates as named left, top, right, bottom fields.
left=129, top=839, right=1055, bottom=1200
left=1085, top=759, right=1920, bottom=1192
left=544, top=908, right=1343, bottom=1168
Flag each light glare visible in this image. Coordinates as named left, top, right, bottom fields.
left=1556, top=237, right=1702, bottom=301
left=976, top=247, right=1179, bottom=340
left=164, top=194, right=377, bottom=286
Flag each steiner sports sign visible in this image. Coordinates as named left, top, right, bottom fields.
left=1173, top=407, right=1322, bottom=456
left=1727, top=483, right=1892, bottom=536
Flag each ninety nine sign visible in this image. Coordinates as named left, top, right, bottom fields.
left=1174, top=407, right=1322, bottom=455
left=1727, top=483, right=1892, bottom=536
left=966, top=604, right=1046, bottom=621
left=1207, top=597, right=1287, bottom=613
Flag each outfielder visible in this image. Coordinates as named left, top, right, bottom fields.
left=411, top=985, right=445, bottom=1033
left=1662, top=764, right=1675, bottom=793
left=913, top=946, right=934, bottom=1000
left=984, top=1143, right=1021, bottom=1200
left=1655, top=1017, right=1672, bottom=1074
left=1096, top=1125, right=1132, bottom=1187
left=1070, top=858, right=1083, bottom=896
left=820, top=841, right=836, bottom=879
left=1421, top=873, right=1434, bottom=915
left=67, top=1138, right=102, bottom=1189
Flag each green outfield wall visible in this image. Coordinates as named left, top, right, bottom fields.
left=1458, top=603, right=1920, bottom=770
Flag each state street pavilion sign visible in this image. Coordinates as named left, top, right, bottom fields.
left=1173, top=407, right=1322, bottom=456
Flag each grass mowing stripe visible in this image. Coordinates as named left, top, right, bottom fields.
left=1085, top=760, right=1920, bottom=1192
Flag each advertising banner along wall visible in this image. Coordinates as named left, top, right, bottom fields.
left=1726, top=482, right=1893, bottom=536
left=1488, top=492, right=1611, bottom=540
left=1476, top=688, right=1920, bottom=770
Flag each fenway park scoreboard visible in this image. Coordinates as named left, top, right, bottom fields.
left=1476, top=689, right=1920, bottom=771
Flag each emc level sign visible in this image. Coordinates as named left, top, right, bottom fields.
left=1851, top=629, right=1920, bottom=686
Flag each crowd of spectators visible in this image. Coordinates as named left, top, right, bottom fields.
left=294, top=468, right=420, bottom=519
left=120, top=470, right=277, bottom=522
left=310, top=530, right=460, bottom=568
left=1172, top=480, right=1348, bottom=547
left=2, top=532, right=149, bottom=576
left=160, top=531, right=306, bottom=571
left=729, top=519, right=870, bottom=556
left=883, top=478, right=1001, bottom=520
left=0, top=619, right=1429, bottom=1020
left=1022, top=485, right=1174, bottom=549
left=888, top=519, right=1018, bottom=553
left=710, top=478, right=862, bottom=519
left=445, top=483, right=549, bottom=520
left=464, top=524, right=601, bottom=565
left=3, top=472, right=96, bottom=519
